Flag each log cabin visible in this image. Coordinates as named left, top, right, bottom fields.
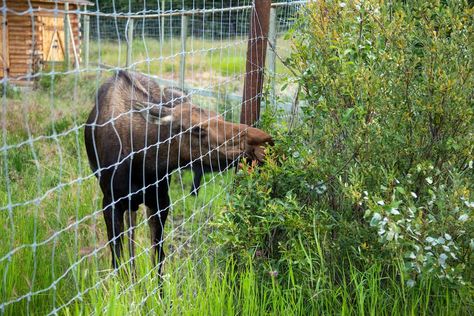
left=0, top=0, right=93, bottom=86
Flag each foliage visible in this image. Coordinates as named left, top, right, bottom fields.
left=213, top=0, right=474, bottom=298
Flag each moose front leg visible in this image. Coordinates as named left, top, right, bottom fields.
left=103, top=197, right=126, bottom=270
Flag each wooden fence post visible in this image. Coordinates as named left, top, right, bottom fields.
left=180, top=14, right=188, bottom=90
left=64, top=3, right=70, bottom=70
left=83, top=13, right=90, bottom=69
left=240, top=0, right=271, bottom=126
left=126, top=18, right=134, bottom=68
left=267, top=7, right=277, bottom=106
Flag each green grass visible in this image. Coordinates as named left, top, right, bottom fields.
left=89, top=37, right=248, bottom=83
left=87, top=36, right=293, bottom=97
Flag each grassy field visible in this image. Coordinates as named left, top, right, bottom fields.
left=1, top=35, right=471, bottom=315
left=89, top=37, right=293, bottom=96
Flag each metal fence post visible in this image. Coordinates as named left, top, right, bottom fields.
left=180, top=14, right=188, bottom=90
left=126, top=18, right=134, bottom=68
left=64, top=3, right=70, bottom=70
left=241, top=0, right=271, bottom=126
left=83, top=13, right=90, bottom=69
left=267, top=7, right=277, bottom=106
left=160, top=0, right=165, bottom=44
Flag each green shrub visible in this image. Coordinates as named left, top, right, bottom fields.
left=0, top=83, right=21, bottom=99
left=213, top=0, right=473, bottom=293
left=38, top=72, right=65, bottom=90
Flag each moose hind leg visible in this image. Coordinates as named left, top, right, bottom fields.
left=103, top=197, right=126, bottom=270
left=145, top=187, right=170, bottom=275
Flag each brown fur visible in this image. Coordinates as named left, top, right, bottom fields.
left=84, top=71, right=272, bottom=276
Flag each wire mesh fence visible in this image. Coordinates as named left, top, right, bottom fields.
left=0, top=0, right=304, bottom=314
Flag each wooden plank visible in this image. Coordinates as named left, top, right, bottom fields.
left=9, top=40, right=33, bottom=46
left=10, top=67, right=33, bottom=72
left=7, top=44, right=33, bottom=49
left=8, top=28, right=33, bottom=32
left=9, top=61, right=33, bottom=66
left=9, top=55, right=34, bottom=60
left=0, top=17, right=9, bottom=78
left=8, top=50, right=33, bottom=55
left=8, top=80, right=34, bottom=87
left=9, top=70, right=32, bottom=76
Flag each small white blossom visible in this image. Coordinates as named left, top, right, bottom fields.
left=390, top=208, right=400, bottom=215
left=407, top=279, right=416, bottom=287
left=438, top=253, right=448, bottom=268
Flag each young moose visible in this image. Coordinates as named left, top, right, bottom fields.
left=84, top=71, right=272, bottom=274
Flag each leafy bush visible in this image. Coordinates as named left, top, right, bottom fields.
left=213, top=0, right=473, bottom=293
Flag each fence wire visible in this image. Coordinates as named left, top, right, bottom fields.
left=0, top=0, right=304, bottom=314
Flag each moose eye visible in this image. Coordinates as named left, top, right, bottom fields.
left=191, top=125, right=206, bottom=136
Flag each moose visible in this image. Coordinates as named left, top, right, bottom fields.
left=84, top=71, right=272, bottom=274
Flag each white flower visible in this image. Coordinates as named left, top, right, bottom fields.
left=438, top=253, right=448, bottom=268
left=339, top=2, right=346, bottom=8
left=458, top=214, right=469, bottom=222
left=407, top=279, right=416, bottom=287
left=377, top=200, right=385, bottom=206
left=465, top=201, right=474, bottom=208
left=390, top=208, right=400, bottom=215
left=411, top=192, right=418, bottom=199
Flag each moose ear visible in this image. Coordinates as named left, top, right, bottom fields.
left=132, top=100, right=175, bottom=125
left=163, top=87, right=190, bottom=107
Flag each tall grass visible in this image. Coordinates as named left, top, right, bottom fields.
left=58, top=248, right=472, bottom=315
left=0, top=74, right=234, bottom=315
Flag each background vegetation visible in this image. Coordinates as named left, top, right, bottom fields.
left=213, top=0, right=474, bottom=314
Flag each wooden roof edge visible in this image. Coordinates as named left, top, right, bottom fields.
left=38, top=0, right=94, bottom=6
